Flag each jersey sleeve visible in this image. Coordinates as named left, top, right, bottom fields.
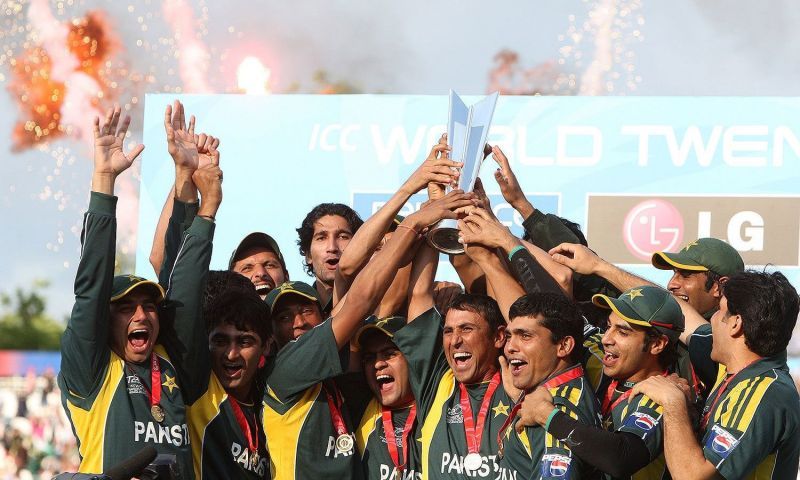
left=157, top=198, right=198, bottom=287
left=522, top=211, right=580, bottom=251
left=266, top=318, right=349, bottom=403
left=703, top=375, right=793, bottom=479
left=59, top=192, right=116, bottom=399
left=162, top=215, right=215, bottom=404
left=392, top=307, right=450, bottom=417
left=616, top=393, right=664, bottom=460
left=581, top=332, right=606, bottom=394
left=688, top=323, right=718, bottom=391
left=536, top=405, right=587, bottom=480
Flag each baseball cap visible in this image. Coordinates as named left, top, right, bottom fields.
left=265, top=281, right=320, bottom=311
left=228, top=232, right=286, bottom=271
left=592, top=286, right=684, bottom=341
left=651, top=238, right=744, bottom=277
left=110, top=275, right=165, bottom=303
left=354, top=315, right=407, bottom=349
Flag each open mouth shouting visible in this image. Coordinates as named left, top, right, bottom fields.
left=221, top=361, right=244, bottom=381
left=507, top=357, right=528, bottom=376
left=324, top=257, right=340, bottom=271
left=254, top=279, right=276, bottom=296
left=451, top=351, right=473, bottom=373
left=603, top=350, right=620, bottom=369
left=127, top=327, right=152, bottom=354
left=376, top=373, right=395, bottom=393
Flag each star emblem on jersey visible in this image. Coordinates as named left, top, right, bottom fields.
left=625, top=288, right=644, bottom=301
left=492, top=401, right=509, bottom=417
left=162, top=374, right=179, bottom=393
left=682, top=241, right=699, bottom=251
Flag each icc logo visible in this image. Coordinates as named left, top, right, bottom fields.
left=622, top=200, right=684, bottom=261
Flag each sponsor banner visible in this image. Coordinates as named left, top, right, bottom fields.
left=134, top=95, right=800, bottom=287
left=587, top=195, right=800, bottom=267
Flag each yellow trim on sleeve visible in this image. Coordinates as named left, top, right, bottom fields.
left=186, top=373, right=226, bottom=480
left=356, top=399, right=381, bottom=458
left=262, top=383, right=320, bottom=480
left=419, top=371, right=456, bottom=480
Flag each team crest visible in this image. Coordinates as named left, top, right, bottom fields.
left=541, top=454, right=572, bottom=478
left=446, top=405, right=463, bottom=424
left=623, top=412, right=658, bottom=432
left=705, top=425, right=740, bottom=459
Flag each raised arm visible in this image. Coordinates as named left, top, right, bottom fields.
left=330, top=191, right=476, bottom=349
left=550, top=243, right=657, bottom=292
left=333, top=137, right=460, bottom=303
left=60, top=105, right=144, bottom=396
left=458, top=215, right=525, bottom=321
left=406, top=241, right=440, bottom=322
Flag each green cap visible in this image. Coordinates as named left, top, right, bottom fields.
left=265, top=281, right=320, bottom=310
left=354, top=315, right=407, bottom=349
left=110, top=275, right=165, bottom=303
left=592, top=286, right=684, bottom=341
left=651, top=238, right=744, bottom=277
left=228, top=232, right=286, bottom=271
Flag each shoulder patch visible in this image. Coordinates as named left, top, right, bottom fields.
left=623, top=412, right=659, bottom=432
left=541, top=453, right=572, bottom=478
left=705, top=424, right=740, bottom=459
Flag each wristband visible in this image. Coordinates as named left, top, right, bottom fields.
left=507, top=245, right=526, bottom=261
left=544, top=407, right=561, bottom=432
left=395, top=223, right=420, bottom=237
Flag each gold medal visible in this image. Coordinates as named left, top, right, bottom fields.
left=151, top=404, right=165, bottom=423
left=335, top=433, right=354, bottom=454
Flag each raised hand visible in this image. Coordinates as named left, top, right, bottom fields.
left=401, top=140, right=461, bottom=196
left=492, top=146, right=534, bottom=219
left=164, top=100, right=198, bottom=171
left=193, top=161, right=223, bottom=219
left=195, top=133, right=220, bottom=168
left=458, top=208, right=519, bottom=253
left=426, top=134, right=455, bottom=201
left=405, top=190, right=477, bottom=232
left=93, top=105, right=144, bottom=178
left=548, top=242, right=603, bottom=275
left=92, top=105, right=144, bottom=194
left=458, top=218, right=495, bottom=264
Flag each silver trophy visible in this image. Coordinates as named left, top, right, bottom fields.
left=426, top=90, right=499, bottom=254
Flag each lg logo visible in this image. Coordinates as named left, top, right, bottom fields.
left=588, top=195, right=797, bottom=266
left=622, top=199, right=764, bottom=261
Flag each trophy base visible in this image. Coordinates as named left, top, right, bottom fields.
left=426, top=227, right=465, bottom=255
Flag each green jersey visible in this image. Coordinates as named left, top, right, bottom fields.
left=497, top=365, right=601, bottom=480
left=690, top=325, right=800, bottom=479
left=604, top=388, right=669, bottom=480
left=157, top=198, right=269, bottom=480
left=356, top=401, right=422, bottom=480
left=262, top=319, right=361, bottom=480
left=393, top=308, right=515, bottom=480
left=58, top=192, right=213, bottom=478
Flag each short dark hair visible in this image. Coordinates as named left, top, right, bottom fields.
left=643, top=327, right=678, bottom=369
left=203, top=270, right=256, bottom=310
left=722, top=270, right=800, bottom=358
left=448, top=294, right=504, bottom=333
left=296, top=203, right=364, bottom=276
left=509, top=293, right=585, bottom=363
left=204, top=289, right=272, bottom=343
left=703, top=270, right=722, bottom=292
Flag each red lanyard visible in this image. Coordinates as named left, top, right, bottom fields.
left=601, top=370, right=668, bottom=418
left=381, top=405, right=417, bottom=472
left=229, top=398, right=259, bottom=454
left=497, top=365, right=584, bottom=457
left=701, top=360, right=759, bottom=430
left=323, top=382, right=348, bottom=437
left=150, top=354, right=161, bottom=409
left=458, top=372, right=501, bottom=456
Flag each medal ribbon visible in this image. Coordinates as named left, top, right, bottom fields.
left=458, top=372, right=501, bottom=456
left=601, top=370, right=668, bottom=418
left=381, top=404, right=417, bottom=472
left=229, top=398, right=259, bottom=454
left=701, top=359, right=760, bottom=430
left=150, top=354, right=162, bottom=410
left=496, top=364, right=584, bottom=454
left=323, top=382, right=349, bottom=437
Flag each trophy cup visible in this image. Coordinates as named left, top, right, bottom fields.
left=426, top=90, right=499, bottom=254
